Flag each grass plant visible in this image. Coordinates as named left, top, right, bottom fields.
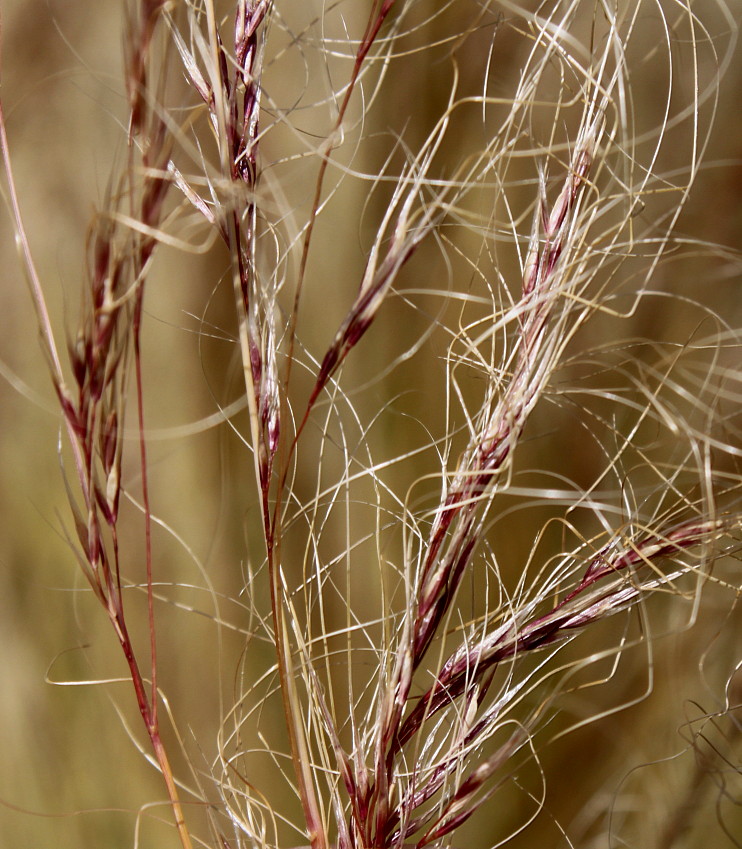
left=1, top=1, right=741, bottom=847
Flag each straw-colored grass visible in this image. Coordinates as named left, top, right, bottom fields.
left=1, top=1, right=740, bottom=848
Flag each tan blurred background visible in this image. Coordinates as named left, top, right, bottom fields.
left=1, top=1, right=741, bottom=848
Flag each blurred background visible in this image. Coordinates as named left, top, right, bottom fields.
left=1, top=1, right=741, bottom=848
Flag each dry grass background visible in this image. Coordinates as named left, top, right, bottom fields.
left=1, top=1, right=741, bottom=848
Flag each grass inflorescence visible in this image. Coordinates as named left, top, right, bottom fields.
left=1, top=1, right=741, bottom=848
